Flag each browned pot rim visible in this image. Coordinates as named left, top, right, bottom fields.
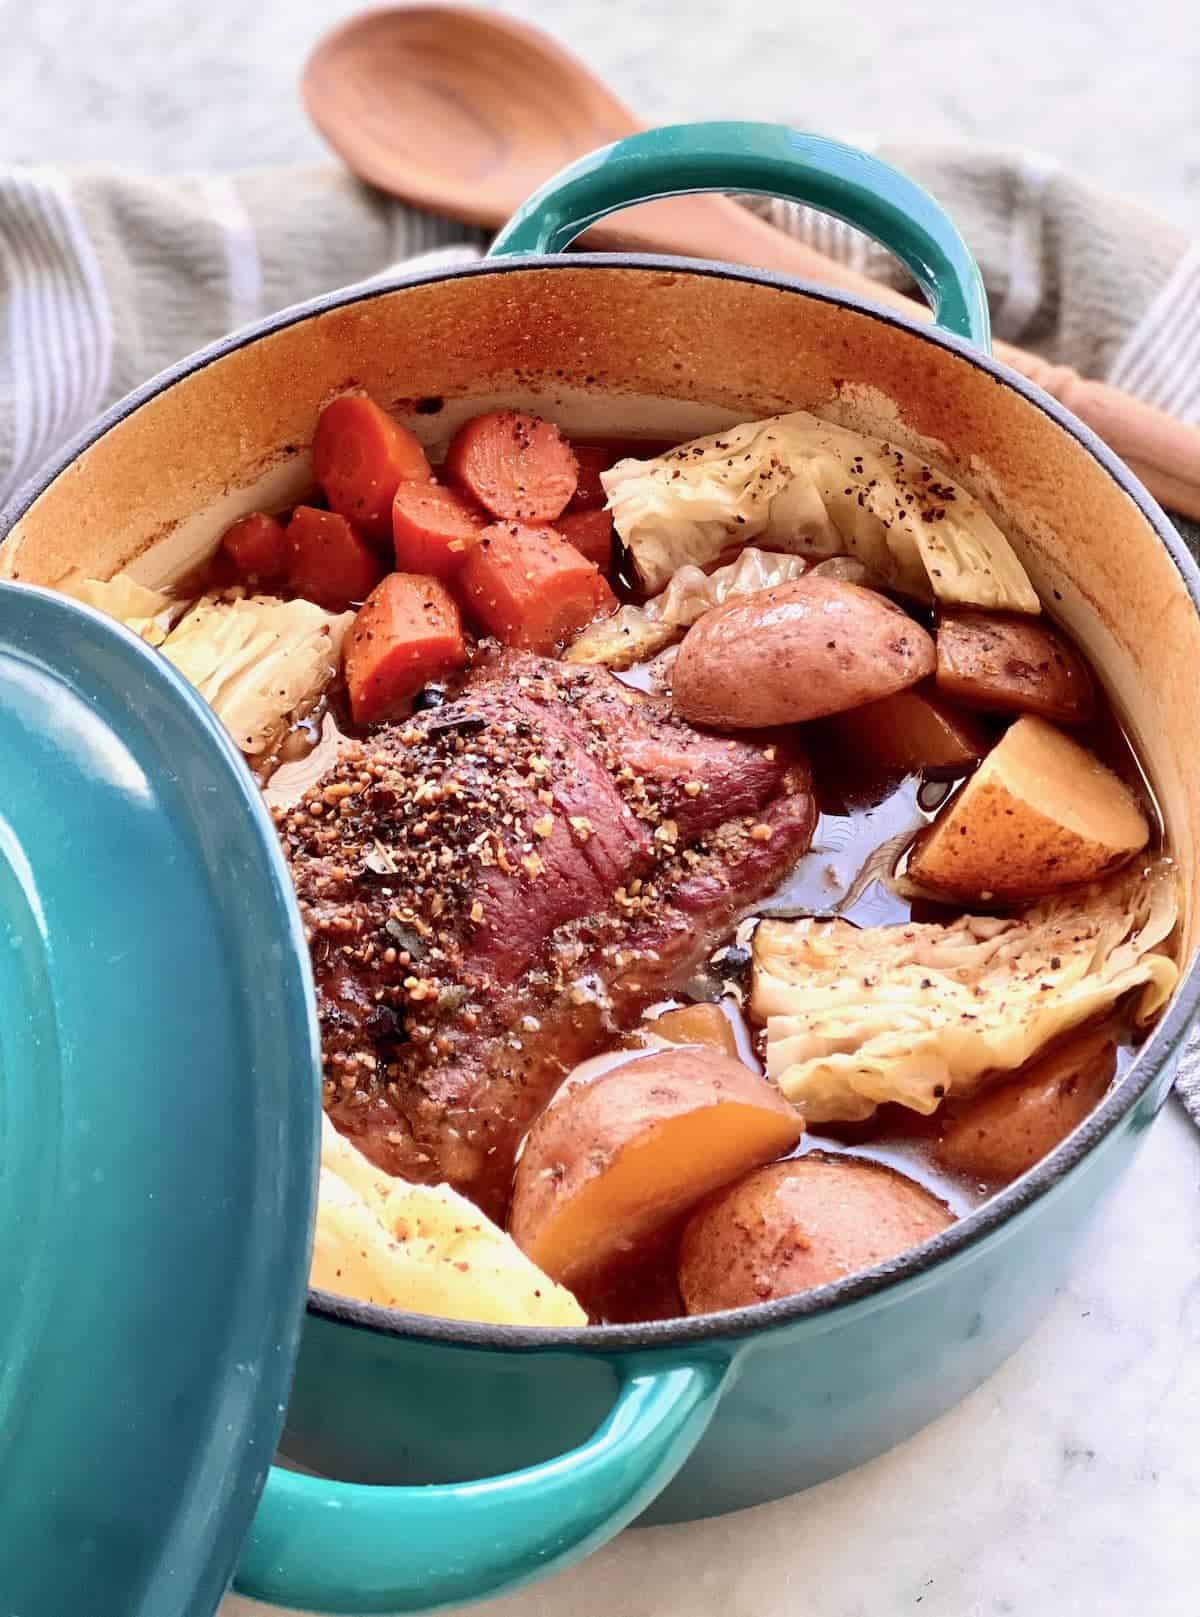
left=5, top=253, right=1198, bottom=1352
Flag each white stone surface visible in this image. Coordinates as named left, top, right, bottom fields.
left=225, top=1100, right=1200, bottom=1617
left=5, top=3, right=1194, bottom=1610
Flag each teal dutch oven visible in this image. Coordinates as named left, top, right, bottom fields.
left=3, top=124, right=1200, bottom=1617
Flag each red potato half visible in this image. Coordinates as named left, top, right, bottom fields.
left=936, top=610, right=1095, bottom=723
left=672, top=578, right=936, bottom=729
left=934, top=1024, right=1118, bottom=1186
left=678, top=1153, right=954, bottom=1314
left=509, top=1047, right=803, bottom=1287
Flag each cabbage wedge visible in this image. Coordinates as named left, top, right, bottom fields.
left=752, top=859, right=1178, bottom=1123
left=315, top=1116, right=585, bottom=1326
left=59, top=570, right=186, bottom=647
left=160, top=592, right=354, bottom=757
left=603, top=412, right=1039, bottom=613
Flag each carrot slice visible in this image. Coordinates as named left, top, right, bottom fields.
left=392, top=479, right=488, bottom=579
left=221, top=512, right=288, bottom=580
left=445, top=411, right=577, bottom=522
left=459, top=522, right=617, bottom=654
left=554, top=508, right=614, bottom=571
left=313, top=395, right=432, bottom=541
left=287, top=506, right=386, bottom=612
left=345, top=574, right=468, bottom=724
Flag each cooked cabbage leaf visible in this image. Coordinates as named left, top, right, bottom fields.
left=160, top=593, right=353, bottom=757
left=752, top=859, right=1178, bottom=1123
left=315, top=1116, right=586, bottom=1326
left=602, top=412, right=1040, bottom=613
left=261, top=712, right=347, bottom=810
left=566, top=547, right=808, bottom=668
left=59, top=570, right=187, bottom=646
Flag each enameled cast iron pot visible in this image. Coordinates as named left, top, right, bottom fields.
left=4, top=125, right=1200, bottom=1617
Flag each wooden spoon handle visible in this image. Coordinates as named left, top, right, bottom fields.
left=990, top=349, right=1200, bottom=523
left=584, top=192, right=1200, bottom=522
left=581, top=191, right=918, bottom=309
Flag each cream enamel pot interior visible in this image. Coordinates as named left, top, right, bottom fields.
left=3, top=126, right=1199, bottom=1617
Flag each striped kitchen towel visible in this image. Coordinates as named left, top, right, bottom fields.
left=5, top=147, right=1200, bottom=509
left=1, top=148, right=1199, bottom=1118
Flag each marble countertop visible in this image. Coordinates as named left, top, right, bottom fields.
left=226, top=1100, right=1200, bottom=1617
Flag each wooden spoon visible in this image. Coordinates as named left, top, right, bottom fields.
left=303, top=6, right=1200, bottom=520
left=301, top=4, right=879, bottom=276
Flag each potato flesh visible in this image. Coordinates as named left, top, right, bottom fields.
left=825, top=683, right=988, bottom=778
left=908, top=714, right=1149, bottom=900
left=935, top=1024, right=1117, bottom=1186
left=639, top=1002, right=742, bottom=1059
left=678, top=1153, right=953, bottom=1314
left=936, top=610, right=1094, bottom=723
left=509, top=1048, right=803, bottom=1286
left=671, top=578, right=935, bottom=729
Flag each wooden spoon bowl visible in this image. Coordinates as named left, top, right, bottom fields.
left=304, top=6, right=631, bottom=227
left=302, top=5, right=901, bottom=276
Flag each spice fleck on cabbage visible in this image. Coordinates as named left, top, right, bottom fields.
left=602, top=412, right=1040, bottom=612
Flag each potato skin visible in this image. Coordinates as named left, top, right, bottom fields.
left=511, top=1047, right=803, bottom=1285
left=936, top=610, right=1094, bottom=723
left=678, top=1153, right=953, bottom=1314
left=671, top=578, right=936, bottom=729
left=935, top=1026, right=1117, bottom=1186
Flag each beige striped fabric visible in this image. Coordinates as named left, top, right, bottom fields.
left=1109, top=246, right=1200, bottom=419
left=0, top=163, right=484, bottom=504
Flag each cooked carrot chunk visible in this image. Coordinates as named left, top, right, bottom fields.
left=459, top=521, right=617, bottom=654
left=554, top=508, right=614, bottom=571
left=567, top=444, right=615, bottom=512
left=287, top=506, right=386, bottom=612
left=313, top=395, right=432, bottom=541
left=345, top=574, right=467, bottom=724
left=392, top=480, right=487, bottom=578
left=445, top=410, right=577, bottom=522
left=221, top=512, right=288, bottom=580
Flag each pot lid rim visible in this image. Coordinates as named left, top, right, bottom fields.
left=0, top=581, right=320, bottom=1616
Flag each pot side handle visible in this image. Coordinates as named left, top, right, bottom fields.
left=487, top=120, right=990, bottom=350
left=234, top=1356, right=732, bottom=1614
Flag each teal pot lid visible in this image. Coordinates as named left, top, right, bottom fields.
left=0, top=583, right=320, bottom=1616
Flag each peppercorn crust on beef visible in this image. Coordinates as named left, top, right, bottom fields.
left=278, top=651, right=816, bottom=1218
